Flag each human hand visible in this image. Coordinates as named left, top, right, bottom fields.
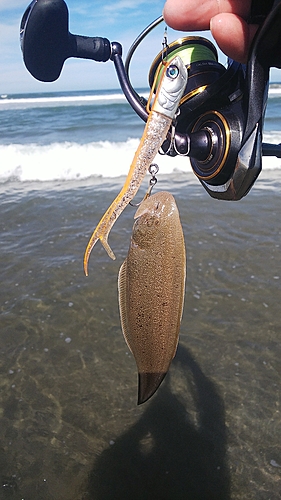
left=163, top=0, right=259, bottom=63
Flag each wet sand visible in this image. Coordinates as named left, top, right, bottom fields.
left=0, top=170, right=280, bottom=499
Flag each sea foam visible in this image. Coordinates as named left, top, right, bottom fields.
left=0, top=139, right=191, bottom=183
left=0, top=136, right=280, bottom=184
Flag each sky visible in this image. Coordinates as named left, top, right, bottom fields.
left=0, top=0, right=280, bottom=95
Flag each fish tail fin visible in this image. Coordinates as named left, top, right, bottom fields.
left=138, top=372, right=167, bottom=405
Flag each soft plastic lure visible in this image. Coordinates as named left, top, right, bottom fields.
left=84, top=55, right=188, bottom=275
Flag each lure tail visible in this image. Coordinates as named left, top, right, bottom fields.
left=83, top=212, right=117, bottom=275
left=84, top=232, right=115, bottom=276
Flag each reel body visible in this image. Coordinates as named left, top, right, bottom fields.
left=147, top=34, right=269, bottom=200
left=20, top=0, right=281, bottom=200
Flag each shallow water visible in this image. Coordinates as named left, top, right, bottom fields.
left=0, top=171, right=280, bottom=499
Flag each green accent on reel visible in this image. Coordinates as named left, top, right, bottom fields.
left=149, top=36, right=218, bottom=89
left=167, top=43, right=217, bottom=66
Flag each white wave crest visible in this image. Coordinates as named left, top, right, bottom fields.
left=1, top=134, right=280, bottom=184
left=0, top=139, right=191, bottom=183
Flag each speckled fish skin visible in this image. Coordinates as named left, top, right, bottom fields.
left=83, top=56, right=188, bottom=275
left=118, top=191, right=186, bottom=404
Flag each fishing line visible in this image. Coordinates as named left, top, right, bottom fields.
left=146, top=27, right=169, bottom=113
left=161, top=26, right=168, bottom=61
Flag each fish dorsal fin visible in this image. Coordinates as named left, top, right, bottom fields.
left=118, top=258, right=133, bottom=353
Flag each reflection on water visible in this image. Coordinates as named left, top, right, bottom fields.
left=0, top=172, right=280, bottom=499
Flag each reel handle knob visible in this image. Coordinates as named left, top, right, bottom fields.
left=21, top=0, right=111, bottom=82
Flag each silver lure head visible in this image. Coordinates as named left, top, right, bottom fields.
left=152, top=55, right=188, bottom=119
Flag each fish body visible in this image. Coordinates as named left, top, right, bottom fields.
left=118, top=191, right=186, bottom=404
left=83, top=56, right=188, bottom=275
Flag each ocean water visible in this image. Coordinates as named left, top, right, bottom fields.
left=0, top=86, right=280, bottom=499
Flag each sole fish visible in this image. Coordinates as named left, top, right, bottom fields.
left=118, top=191, right=186, bottom=404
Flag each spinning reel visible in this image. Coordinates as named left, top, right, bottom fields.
left=20, top=0, right=281, bottom=200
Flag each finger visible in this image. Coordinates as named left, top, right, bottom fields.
left=210, top=13, right=258, bottom=63
left=163, top=0, right=251, bottom=31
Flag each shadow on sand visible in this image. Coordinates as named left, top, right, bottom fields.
left=88, top=344, right=230, bottom=500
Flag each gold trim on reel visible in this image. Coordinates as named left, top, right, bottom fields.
left=190, top=111, right=231, bottom=181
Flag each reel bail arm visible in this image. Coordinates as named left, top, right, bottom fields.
left=110, top=42, right=149, bottom=123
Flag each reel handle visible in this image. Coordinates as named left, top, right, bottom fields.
left=20, top=0, right=149, bottom=120
left=20, top=0, right=111, bottom=82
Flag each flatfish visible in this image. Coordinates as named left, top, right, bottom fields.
left=118, top=191, right=186, bottom=404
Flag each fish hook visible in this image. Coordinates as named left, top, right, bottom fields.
left=159, top=108, right=181, bottom=156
